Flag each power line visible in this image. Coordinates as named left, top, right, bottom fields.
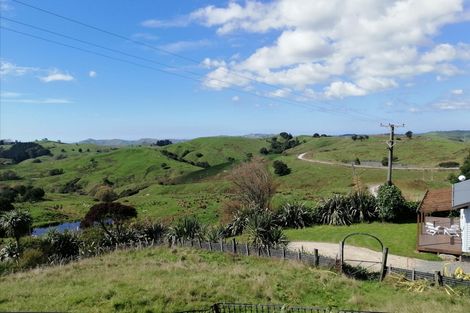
left=8, top=0, right=384, bottom=122
left=0, top=23, right=379, bottom=122
left=1, top=25, right=373, bottom=121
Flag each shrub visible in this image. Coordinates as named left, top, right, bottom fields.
left=259, top=147, right=269, bottom=155
left=229, top=158, right=277, bottom=209
left=94, top=186, right=118, bottom=202
left=17, top=248, right=47, bottom=269
left=195, top=152, right=203, bottom=158
left=168, top=216, right=205, bottom=241
left=348, top=191, right=377, bottom=222
left=205, top=225, right=226, bottom=242
left=276, top=202, right=314, bottom=229
left=0, top=198, right=14, bottom=212
left=132, top=220, right=167, bottom=242
left=460, top=152, right=470, bottom=178
left=22, top=187, right=45, bottom=202
left=405, top=131, right=413, bottom=139
left=273, top=160, right=291, bottom=176
left=59, top=178, right=82, bottom=194
left=0, top=142, right=51, bottom=163
left=225, top=207, right=255, bottom=236
left=49, top=168, right=64, bottom=176
left=245, top=209, right=287, bottom=248
left=0, top=240, right=20, bottom=261
left=31, top=158, right=42, bottom=163
left=0, top=170, right=20, bottom=181
left=0, top=210, right=33, bottom=249
left=438, top=161, right=460, bottom=168
left=44, top=230, right=81, bottom=260
left=376, top=184, right=405, bottom=222
left=317, top=194, right=352, bottom=226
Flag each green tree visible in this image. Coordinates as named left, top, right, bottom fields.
left=0, top=210, right=33, bottom=252
left=460, top=152, right=470, bottom=178
left=80, top=202, right=137, bottom=244
left=376, top=184, right=405, bottom=222
left=273, top=160, right=291, bottom=176
left=405, top=131, right=413, bottom=139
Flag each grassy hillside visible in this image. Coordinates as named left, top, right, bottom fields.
left=0, top=246, right=468, bottom=312
left=424, top=130, right=470, bottom=142
left=288, top=135, right=470, bottom=167
left=164, top=136, right=268, bottom=166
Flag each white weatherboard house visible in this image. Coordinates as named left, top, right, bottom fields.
left=454, top=179, right=470, bottom=253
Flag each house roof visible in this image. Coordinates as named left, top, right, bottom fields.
left=419, top=188, right=454, bottom=213
left=452, top=179, right=470, bottom=209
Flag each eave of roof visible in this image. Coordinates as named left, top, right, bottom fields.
left=419, top=188, right=454, bottom=213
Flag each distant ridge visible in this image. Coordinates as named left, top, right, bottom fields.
left=423, top=130, right=470, bottom=142
left=78, top=138, right=187, bottom=146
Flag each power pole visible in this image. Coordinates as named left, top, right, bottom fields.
left=380, top=123, right=404, bottom=185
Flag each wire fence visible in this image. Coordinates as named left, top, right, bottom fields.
left=176, top=302, right=386, bottom=313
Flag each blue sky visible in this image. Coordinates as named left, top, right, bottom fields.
left=1, top=0, right=470, bottom=142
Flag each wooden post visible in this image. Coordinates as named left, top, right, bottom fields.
left=198, top=239, right=202, bottom=249
left=380, top=247, right=389, bottom=281
left=282, top=247, right=286, bottom=260
left=339, top=241, right=345, bottom=273
left=219, top=239, right=224, bottom=252
left=232, top=238, right=237, bottom=254
left=209, top=241, right=212, bottom=251
left=314, top=249, right=319, bottom=267
left=434, top=271, right=443, bottom=286
left=411, top=269, right=416, bottom=281
left=245, top=243, right=250, bottom=256
left=190, top=240, right=194, bottom=247
left=267, top=247, right=271, bottom=257
left=297, top=249, right=302, bottom=261
left=257, top=246, right=261, bottom=257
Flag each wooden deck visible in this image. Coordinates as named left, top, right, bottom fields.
left=417, top=233, right=462, bottom=255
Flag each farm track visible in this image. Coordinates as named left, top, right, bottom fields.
left=297, top=153, right=459, bottom=171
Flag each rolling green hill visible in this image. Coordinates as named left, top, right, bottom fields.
left=288, top=134, right=470, bottom=167
left=0, top=134, right=467, bottom=227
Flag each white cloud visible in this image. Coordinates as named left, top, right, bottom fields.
left=159, top=39, right=211, bottom=53
left=451, top=89, right=464, bottom=95
left=268, top=88, right=291, bottom=98
left=182, top=0, right=469, bottom=98
left=0, top=97, right=72, bottom=104
left=432, top=99, right=470, bottom=110
left=141, top=16, right=189, bottom=28
left=89, top=70, right=97, bottom=78
left=1, top=60, right=37, bottom=76
left=324, top=81, right=366, bottom=98
left=39, top=70, right=74, bottom=83
left=231, top=95, right=240, bottom=101
left=0, top=91, right=21, bottom=98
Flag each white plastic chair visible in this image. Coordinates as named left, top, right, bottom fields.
left=444, top=224, right=460, bottom=237
left=425, top=222, right=442, bottom=236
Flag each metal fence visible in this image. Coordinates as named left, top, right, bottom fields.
left=177, top=303, right=386, bottom=313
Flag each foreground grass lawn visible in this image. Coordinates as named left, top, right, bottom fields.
left=285, top=223, right=440, bottom=261
left=1, top=247, right=468, bottom=312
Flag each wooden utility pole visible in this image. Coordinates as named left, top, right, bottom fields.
left=380, top=123, right=404, bottom=185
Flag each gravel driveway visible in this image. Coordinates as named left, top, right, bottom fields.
left=289, top=241, right=470, bottom=274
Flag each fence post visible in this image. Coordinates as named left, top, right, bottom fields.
left=434, top=271, right=443, bottom=286
left=257, top=246, right=261, bottom=257
left=190, top=240, right=194, bottom=247
left=339, top=240, right=344, bottom=273
left=297, top=249, right=302, bottom=261
left=314, top=248, right=319, bottom=267
left=232, top=238, right=237, bottom=254
left=198, top=238, right=202, bottom=249
left=245, top=243, right=250, bottom=256
left=380, top=247, right=389, bottom=281
left=282, top=247, right=286, bottom=260
left=209, top=241, right=213, bottom=251
left=219, top=239, right=224, bottom=252
left=267, top=247, right=271, bottom=257
left=411, top=269, right=416, bottom=281
left=212, top=303, right=221, bottom=313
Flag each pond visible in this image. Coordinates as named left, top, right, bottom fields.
left=32, top=221, right=81, bottom=237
